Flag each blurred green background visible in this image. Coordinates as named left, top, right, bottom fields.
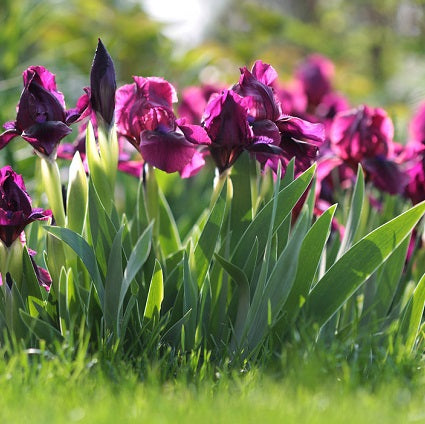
left=2, top=0, right=425, bottom=138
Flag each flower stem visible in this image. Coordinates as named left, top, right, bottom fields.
left=41, top=158, right=66, bottom=227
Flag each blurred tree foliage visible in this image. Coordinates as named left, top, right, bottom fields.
left=0, top=0, right=173, bottom=121
left=199, top=0, right=425, bottom=110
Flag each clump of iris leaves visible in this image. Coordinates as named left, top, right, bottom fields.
left=1, top=44, right=425, bottom=386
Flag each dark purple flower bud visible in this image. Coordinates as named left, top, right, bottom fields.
left=29, top=252, right=52, bottom=292
left=0, top=166, right=52, bottom=247
left=90, top=39, right=116, bottom=127
left=0, top=66, right=75, bottom=159
left=330, top=105, right=395, bottom=164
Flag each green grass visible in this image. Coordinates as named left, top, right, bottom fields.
left=1, top=347, right=425, bottom=424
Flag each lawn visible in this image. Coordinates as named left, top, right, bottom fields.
left=1, top=348, right=424, bottom=424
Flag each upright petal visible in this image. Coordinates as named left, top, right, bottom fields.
left=23, top=66, right=66, bottom=108
left=203, top=90, right=252, bottom=148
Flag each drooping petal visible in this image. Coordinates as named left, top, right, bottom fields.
left=22, top=121, right=72, bottom=157
left=277, top=116, right=325, bottom=148
left=362, top=157, right=409, bottom=195
left=176, top=119, right=211, bottom=145
left=0, top=128, right=20, bottom=148
left=139, top=129, right=196, bottom=173
left=251, top=119, right=281, bottom=146
left=180, top=150, right=207, bottom=178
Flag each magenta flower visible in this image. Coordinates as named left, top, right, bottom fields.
left=231, top=61, right=324, bottom=174
left=273, top=116, right=325, bottom=174
left=201, top=61, right=325, bottom=174
left=0, top=66, right=81, bottom=159
left=330, top=105, right=395, bottom=164
left=116, top=76, right=211, bottom=175
left=0, top=166, right=51, bottom=247
left=330, top=105, right=408, bottom=194
left=178, top=84, right=223, bottom=125
left=116, top=76, right=177, bottom=148
left=295, top=54, right=334, bottom=108
left=405, top=156, right=425, bottom=204
left=409, top=101, right=425, bottom=146
left=233, top=60, right=281, bottom=121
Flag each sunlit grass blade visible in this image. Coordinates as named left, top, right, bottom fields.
left=245, top=208, right=309, bottom=352
left=143, top=259, right=164, bottom=322
left=361, top=235, right=410, bottom=326
left=183, top=252, right=198, bottom=350
left=229, top=152, right=253, bottom=251
left=398, top=272, right=425, bottom=354
left=158, top=189, right=181, bottom=257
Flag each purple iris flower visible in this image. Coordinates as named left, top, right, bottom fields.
left=330, top=105, right=394, bottom=163
left=203, top=90, right=256, bottom=172
left=0, top=166, right=51, bottom=247
left=295, top=54, right=334, bottom=109
left=330, top=105, right=408, bottom=195
left=233, top=60, right=281, bottom=121
left=405, top=156, right=425, bottom=204
left=0, top=66, right=82, bottom=159
left=230, top=60, right=324, bottom=175
left=116, top=76, right=211, bottom=175
left=178, top=83, right=224, bottom=125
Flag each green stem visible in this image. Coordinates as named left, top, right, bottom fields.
left=41, top=158, right=66, bottom=227
left=211, top=168, right=231, bottom=208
